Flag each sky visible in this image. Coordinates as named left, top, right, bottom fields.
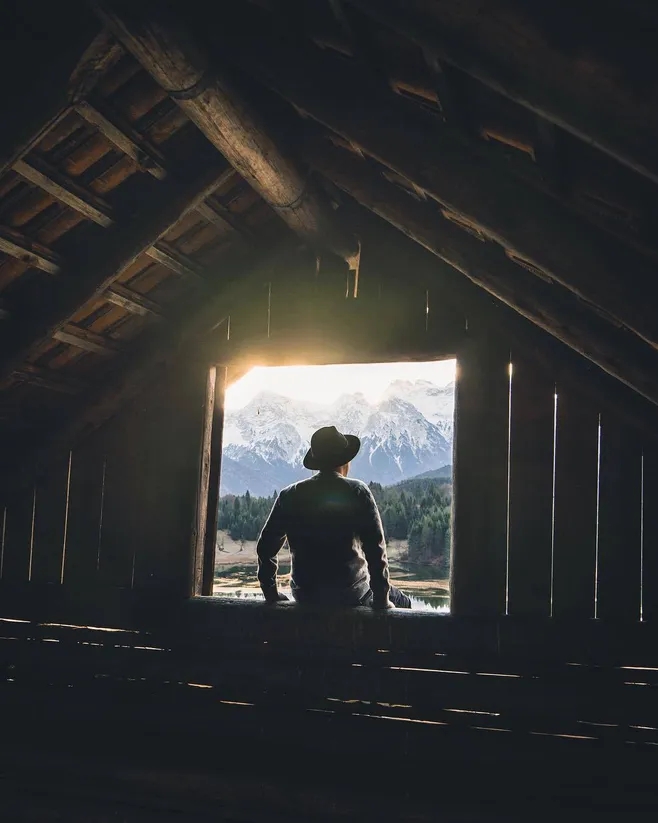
left=225, top=359, right=456, bottom=410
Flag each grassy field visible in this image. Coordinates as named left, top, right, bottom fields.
left=214, top=531, right=449, bottom=608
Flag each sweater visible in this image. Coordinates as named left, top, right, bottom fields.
left=256, top=470, right=391, bottom=605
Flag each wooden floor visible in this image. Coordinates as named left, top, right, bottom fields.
left=1, top=592, right=658, bottom=821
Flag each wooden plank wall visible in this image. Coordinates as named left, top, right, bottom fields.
left=0, top=240, right=654, bottom=626
left=452, top=335, right=649, bottom=623
left=0, top=359, right=212, bottom=599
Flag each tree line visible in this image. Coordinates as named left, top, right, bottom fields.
left=218, top=476, right=452, bottom=572
left=218, top=478, right=452, bottom=574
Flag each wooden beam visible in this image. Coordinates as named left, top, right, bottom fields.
left=68, top=27, right=124, bottom=103
left=53, top=324, right=122, bottom=356
left=92, top=1, right=358, bottom=261
left=11, top=364, right=84, bottom=395
left=0, top=159, right=229, bottom=383
left=0, top=226, right=62, bottom=275
left=304, top=140, right=658, bottom=408
left=197, top=198, right=257, bottom=242
left=345, top=0, right=658, bottom=186
left=214, top=9, right=658, bottom=351
left=105, top=283, right=163, bottom=318
left=146, top=242, right=205, bottom=281
left=14, top=154, right=114, bottom=227
left=0, top=241, right=297, bottom=493
left=74, top=95, right=168, bottom=180
left=0, top=10, right=99, bottom=178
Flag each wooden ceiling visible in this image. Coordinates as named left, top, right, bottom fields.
left=2, top=0, right=658, bottom=467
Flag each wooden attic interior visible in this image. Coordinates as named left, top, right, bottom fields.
left=4, top=1, right=658, bottom=820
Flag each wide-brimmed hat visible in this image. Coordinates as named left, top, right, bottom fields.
left=303, top=426, right=361, bottom=471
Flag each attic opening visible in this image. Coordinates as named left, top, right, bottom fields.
left=211, top=359, right=456, bottom=612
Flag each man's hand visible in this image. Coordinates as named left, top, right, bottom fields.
left=264, top=591, right=290, bottom=605
left=372, top=597, right=395, bottom=610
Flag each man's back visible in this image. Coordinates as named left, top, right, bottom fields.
left=256, top=470, right=390, bottom=605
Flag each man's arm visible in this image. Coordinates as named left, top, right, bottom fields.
left=357, top=485, right=391, bottom=608
left=256, top=493, right=289, bottom=603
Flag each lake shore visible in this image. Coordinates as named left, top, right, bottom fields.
left=214, top=531, right=449, bottom=601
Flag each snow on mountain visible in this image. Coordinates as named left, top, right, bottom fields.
left=383, top=379, right=455, bottom=439
left=220, top=380, right=454, bottom=496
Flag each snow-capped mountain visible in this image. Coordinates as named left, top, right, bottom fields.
left=220, top=380, right=454, bottom=497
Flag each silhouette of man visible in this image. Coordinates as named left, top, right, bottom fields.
left=256, top=426, right=412, bottom=609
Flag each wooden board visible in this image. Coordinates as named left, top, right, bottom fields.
left=0, top=484, right=36, bottom=583
left=507, top=355, right=555, bottom=617
left=30, top=452, right=72, bottom=585
left=451, top=333, right=510, bottom=616
left=597, top=414, right=642, bottom=621
left=61, top=439, right=107, bottom=589
left=130, top=361, right=212, bottom=595
left=551, top=388, right=599, bottom=618
left=642, top=445, right=658, bottom=623
left=202, top=366, right=226, bottom=596
left=226, top=276, right=271, bottom=348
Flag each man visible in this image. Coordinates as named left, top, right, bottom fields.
left=256, top=425, right=412, bottom=610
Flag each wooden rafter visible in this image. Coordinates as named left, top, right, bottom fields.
left=212, top=10, right=658, bottom=353
left=73, top=95, right=168, bottom=180
left=197, top=198, right=256, bottom=242
left=305, top=139, right=658, bottom=408
left=7, top=158, right=223, bottom=283
left=11, top=364, right=84, bottom=395
left=146, top=242, right=205, bottom=281
left=14, top=154, right=114, bottom=227
left=105, top=284, right=163, bottom=318
left=92, top=1, right=358, bottom=262
left=0, top=13, right=99, bottom=179
left=5, top=241, right=297, bottom=488
left=0, top=160, right=230, bottom=383
left=53, top=324, right=122, bottom=356
left=0, top=225, right=62, bottom=275
left=345, top=0, right=658, bottom=186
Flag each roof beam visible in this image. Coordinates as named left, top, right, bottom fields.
left=345, top=0, right=658, bottom=186
left=73, top=95, right=168, bottom=180
left=7, top=241, right=298, bottom=485
left=11, top=364, right=85, bottom=395
left=14, top=154, right=114, bottom=227
left=0, top=225, right=62, bottom=275
left=91, top=1, right=358, bottom=262
left=196, top=198, right=257, bottom=242
left=0, top=12, right=99, bottom=178
left=146, top=241, right=205, bottom=281
left=0, top=159, right=229, bottom=383
left=305, top=139, right=658, bottom=408
left=105, top=283, right=163, bottom=318
left=212, top=10, right=658, bottom=352
left=52, top=324, right=122, bottom=356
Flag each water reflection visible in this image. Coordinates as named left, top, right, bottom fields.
left=214, top=535, right=449, bottom=613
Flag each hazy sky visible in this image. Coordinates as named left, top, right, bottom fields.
left=225, top=359, right=456, bottom=410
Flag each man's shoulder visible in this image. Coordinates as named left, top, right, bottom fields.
left=342, top=476, right=373, bottom=496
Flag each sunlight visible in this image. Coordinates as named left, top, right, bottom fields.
left=226, top=360, right=456, bottom=410
left=216, top=359, right=456, bottom=612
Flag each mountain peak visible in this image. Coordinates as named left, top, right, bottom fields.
left=220, top=380, right=455, bottom=496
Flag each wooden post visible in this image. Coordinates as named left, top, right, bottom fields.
left=201, top=367, right=227, bottom=597
left=641, top=446, right=658, bottom=623
left=506, top=355, right=555, bottom=617
left=451, top=333, right=510, bottom=617
left=62, top=440, right=107, bottom=589
left=597, top=414, right=642, bottom=621
left=31, top=452, right=72, bottom=585
left=551, top=388, right=599, bottom=618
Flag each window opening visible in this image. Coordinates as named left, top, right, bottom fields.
left=214, top=360, right=456, bottom=612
